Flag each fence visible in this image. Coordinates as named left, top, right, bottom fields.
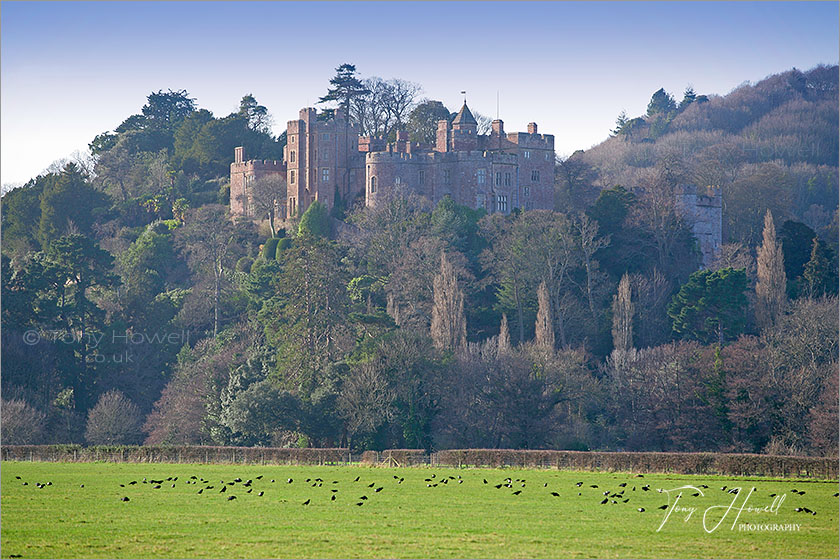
left=2, top=445, right=836, bottom=478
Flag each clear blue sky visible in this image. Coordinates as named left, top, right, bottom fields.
left=2, top=1, right=837, bottom=189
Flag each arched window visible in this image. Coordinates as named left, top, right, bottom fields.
left=370, top=176, right=377, bottom=193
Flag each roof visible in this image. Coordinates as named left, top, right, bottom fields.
left=452, top=102, right=477, bottom=126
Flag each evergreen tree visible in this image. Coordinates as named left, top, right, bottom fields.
left=755, top=210, right=786, bottom=329
left=668, top=267, right=748, bottom=345
left=646, top=88, right=677, bottom=116
left=298, top=200, right=330, bottom=239
left=318, top=64, right=370, bottom=120
left=801, top=237, right=837, bottom=298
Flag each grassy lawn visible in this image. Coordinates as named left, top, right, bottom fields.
left=1, top=461, right=837, bottom=558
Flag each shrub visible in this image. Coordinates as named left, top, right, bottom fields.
left=84, top=390, right=143, bottom=445
left=261, top=238, right=280, bottom=260
left=236, top=256, right=254, bottom=273
left=275, top=238, right=291, bottom=259
left=0, top=399, right=46, bottom=444
left=298, top=200, right=330, bottom=238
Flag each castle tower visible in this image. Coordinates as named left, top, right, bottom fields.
left=450, top=102, right=478, bottom=151
left=676, top=184, right=723, bottom=268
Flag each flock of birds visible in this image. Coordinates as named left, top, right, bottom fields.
left=15, top=473, right=840, bottom=515
left=12, top=473, right=838, bottom=515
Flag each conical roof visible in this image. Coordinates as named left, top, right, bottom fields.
left=452, top=102, right=477, bottom=126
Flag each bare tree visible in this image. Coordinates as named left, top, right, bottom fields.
left=535, top=280, right=555, bottom=351
left=245, top=174, right=287, bottom=237
left=382, top=78, right=422, bottom=132
left=612, top=273, right=634, bottom=354
left=755, top=210, right=787, bottom=329
left=84, top=390, right=143, bottom=445
left=575, top=214, right=610, bottom=324
left=431, top=251, right=467, bottom=351
left=498, top=313, right=511, bottom=355
left=0, top=399, right=46, bottom=444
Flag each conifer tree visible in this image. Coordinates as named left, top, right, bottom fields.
left=755, top=210, right=786, bottom=329
left=534, top=281, right=554, bottom=351
left=430, top=251, right=466, bottom=351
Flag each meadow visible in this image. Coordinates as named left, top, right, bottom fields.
left=1, top=461, right=837, bottom=559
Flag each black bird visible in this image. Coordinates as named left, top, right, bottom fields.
left=551, top=492, right=560, bottom=497
left=220, top=486, right=226, bottom=493
left=803, top=507, right=813, bottom=513
left=79, top=484, right=83, bottom=488
left=256, top=476, right=263, bottom=480
left=21, top=482, right=27, bottom=486
left=356, top=502, right=364, bottom=506
left=575, top=482, right=583, bottom=487
left=622, top=498, right=630, bottom=503
left=331, top=495, right=336, bottom=501
left=658, top=505, right=668, bottom=510
left=171, top=484, right=176, bottom=488
left=129, top=481, right=137, bottom=485
left=120, top=484, right=125, bottom=487
left=394, top=475, right=400, bottom=479
left=398, top=478, right=404, bottom=484
left=833, top=492, right=839, bottom=497
left=302, top=499, right=310, bottom=505
left=797, top=491, right=806, bottom=495
left=368, top=483, right=375, bottom=488
left=618, top=483, right=627, bottom=487
left=692, top=493, right=700, bottom=497
left=425, top=478, right=432, bottom=482
left=15, top=476, right=21, bottom=479
left=483, top=479, right=488, bottom=484
left=247, top=489, right=252, bottom=493
left=794, top=507, right=803, bottom=512
left=258, top=491, right=264, bottom=497
left=543, top=483, right=548, bottom=487
left=641, top=486, right=650, bottom=492
left=306, top=479, right=311, bottom=482
left=271, top=480, right=275, bottom=483
left=206, top=486, right=215, bottom=490
left=600, top=498, right=608, bottom=504
left=121, top=496, right=130, bottom=502
left=431, top=474, right=436, bottom=478
left=512, top=490, right=522, bottom=495
left=360, top=495, right=368, bottom=500
left=198, top=489, right=203, bottom=494
left=637, top=507, right=645, bottom=512
left=234, top=478, right=242, bottom=482
left=228, top=496, right=237, bottom=501
left=770, top=493, right=777, bottom=497
left=331, top=489, right=339, bottom=493
left=354, top=476, right=360, bottom=482
left=375, top=487, right=383, bottom=493
left=153, top=485, right=161, bottom=489
left=495, top=484, right=502, bottom=489
left=721, top=486, right=727, bottom=491
left=287, top=478, right=293, bottom=483
left=590, top=485, right=599, bottom=488
left=700, top=484, right=709, bottom=489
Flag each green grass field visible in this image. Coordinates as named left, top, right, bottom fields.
left=1, top=461, right=837, bottom=559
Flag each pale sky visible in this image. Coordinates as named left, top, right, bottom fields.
left=2, top=1, right=837, bottom=190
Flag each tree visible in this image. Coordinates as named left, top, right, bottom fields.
left=646, top=88, right=676, bottom=116
left=0, top=399, right=46, bottom=444
left=612, top=273, right=634, bottom=353
left=407, top=100, right=451, bottom=144
left=679, top=85, right=697, bottom=110
left=38, top=164, right=111, bottom=250
left=668, top=267, right=748, bottom=345
left=246, top=174, right=286, bottom=237
left=534, top=281, right=554, bottom=351
left=755, top=210, right=787, bottom=329
left=176, top=205, right=238, bottom=338
left=498, top=313, right=511, bottom=354
left=238, top=94, right=271, bottom=133
left=778, top=220, right=817, bottom=287
left=801, top=237, right=838, bottom=298
left=318, top=63, right=370, bottom=120
left=430, top=251, right=467, bottom=351
left=612, top=110, right=628, bottom=136
left=223, top=380, right=301, bottom=446
left=141, top=89, right=196, bottom=130
left=84, top=390, right=143, bottom=445
left=298, top=199, right=330, bottom=239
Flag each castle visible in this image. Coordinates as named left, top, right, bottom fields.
left=231, top=103, right=722, bottom=266
left=230, top=102, right=555, bottom=220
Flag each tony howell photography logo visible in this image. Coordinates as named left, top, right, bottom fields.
left=22, top=329, right=190, bottom=348
left=656, top=485, right=796, bottom=534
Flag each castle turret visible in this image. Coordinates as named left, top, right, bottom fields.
left=450, top=102, right=478, bottom=151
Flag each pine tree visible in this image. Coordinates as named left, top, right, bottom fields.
left=498, top=313, right=511, bottom=355
left=801, top=237, right=837, bottom=298
left=318, top=64, right=370, bottom=120
left=534, top=281, right=554, bottom=351
left=430, top=251, right=466, bottom=351
left=611, top=273, right=634, bottom=353
left=755, top=210, right=787, bottom=329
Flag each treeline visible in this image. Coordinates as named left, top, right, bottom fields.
left=1, top=67, right=837, bottom=458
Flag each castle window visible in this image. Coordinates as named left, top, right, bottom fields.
left=531, top=170, right=540, bottom=182
left=370, top=176, right=377, bottom=193
left=524, top=150, right=531, bottom=159
left=477, top=169, right=486, bottom=185
left=505, top=172, right=511, bottom=186
left=291, top=136, right=296, bottom=143
left=444, top=170, right=451, bottom=184
left=497, top=195, right=508, bottom=213
left=495, top=172, right=502, bottom=186
left=290, top=151, right=296, bottom=163
left=395, top=176, right=401, bottom=185
left=476, top=193, right=485, bottom=209
left=290, top=170, right=296, bottom=184
left=321, top=168, right=330, bottom=183
left=322, top=150, right=329, bottom=161
left=322, top=133, right=330, bottom=142
left=545, top=152, right=551, bottom=160
left=524, top=186, right=530, bottom=197
left=289, top=197, right=296, bottom=216
left=419, top=170, right=425, bottom=185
